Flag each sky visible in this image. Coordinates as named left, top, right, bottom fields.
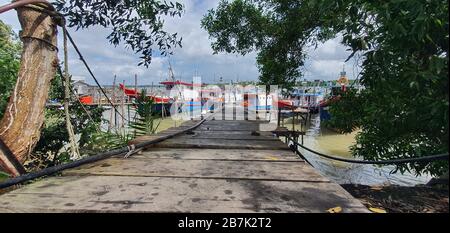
left=0, top=0, right=358, bottom=85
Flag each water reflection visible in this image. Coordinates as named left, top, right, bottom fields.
left=291, top=114, right=431, bottom=186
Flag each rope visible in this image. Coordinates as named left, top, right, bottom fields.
left=70, top=87, right=102, bottom=132
left=56, top=65, right=102, bottom=133
left=63, top=27, right=128, bottom=123
left=288, top=143, right=313, bottom=166
left=0, top=0, right=54, bottom=14
left=286, top=136, right=449, bottom=165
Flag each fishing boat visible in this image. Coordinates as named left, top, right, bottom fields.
left=119, top=83, right=171, bottom=115
left=291, top=88, right=324, bottom=114
left=276, top=99, right=295, bottom=109
left=160, top=79, right=204, bottom=113
left=78, top=95, right=94, bottom=105
left=242, top=90, right=296, bottom=112
left=243, top=92, right=273, bottom=111
left=319, top=67, right=348, bottom=122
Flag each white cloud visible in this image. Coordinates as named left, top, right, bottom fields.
left=0, top=0, right=359, bottom=84
left=303, top=36, right=358, bottom=81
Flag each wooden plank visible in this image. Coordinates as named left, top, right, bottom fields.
left=153, top=138, right=290, bottom=150
left=130, top=130, right=278, bottom=144
left=173, top=134, right=279, bottom=141
left=63, top=158, right=326, bottom=182
left=0, top=176, right=369, bottom=213
left=198, top=120, right=267, bottom=131
left=129, top=135, right=172, bottom=145
left=128, top=120, right=204, bottom=145
left=195, top=124, right=279, bottom=132
left=129, top=148, right=302, bottom=161
left=196, top=124, right=260, bottom=131
left=0, top=118, right=369, bottom=213
left=191, top=130, right=274, bottom=136
left=203, top=120, right=269, bottom=125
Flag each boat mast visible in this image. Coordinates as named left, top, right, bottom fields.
left=168, top=61, right=184, bottom=101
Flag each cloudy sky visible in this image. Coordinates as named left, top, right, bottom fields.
left=0, top=0, right=358, bottom=85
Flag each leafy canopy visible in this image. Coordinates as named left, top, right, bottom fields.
left=0, top=20, right=21, bottom=119
left=201, top=0, right=339, bottom=89
left=201, top=0, right=448, bottom=176
left=326, top=0, right=448, bottom=176
left=55, top=0, right=184, bottom=67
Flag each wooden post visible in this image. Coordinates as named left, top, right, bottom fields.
left=134, top=74, right=138, bottom=97
left=0, top=7, right=58, bottom=176
left=108, top=75, right=116, bottom=131
left=244, top=93, right=248, bottom=121
left=255, top=86, right=259, bottom=116
left=265, top=84, right=268, bottom=114
left=277, top=107, right=281, bottom=127
left=98, top=90, right=102, bottom=106
left=121, top=80, right=125, bottom=129
left=292, top=108, right=295, bottom=132
left=63, top=29, right=79, bottom=160
left=190, top=98, right=194, bottom=121
left=200, top=86, right=204, bottom=120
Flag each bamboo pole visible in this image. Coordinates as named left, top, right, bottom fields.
left=62, top=28, right=80, bottom=160
left=121, top=80, right=125, bottom=129
left=108, top=75, right=116, bottom=131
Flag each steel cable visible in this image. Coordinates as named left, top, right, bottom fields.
left=286, top=136, right=449, bottom=165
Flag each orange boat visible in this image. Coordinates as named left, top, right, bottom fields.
left=79, top=95, right=93, bottom=104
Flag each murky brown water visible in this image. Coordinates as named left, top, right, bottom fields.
left=286, top=114, right=432, bottom=186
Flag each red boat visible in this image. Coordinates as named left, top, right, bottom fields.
left=275, top=99, right=295, bottom=109
left=79, top=95, right=93, bottom=104
left=119, top=83, right=170, bottom=103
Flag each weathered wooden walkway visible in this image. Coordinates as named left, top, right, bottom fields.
left=0, top=110, right=368, bottom=212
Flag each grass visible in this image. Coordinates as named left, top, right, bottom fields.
left=0, top=171, right=9, bottom=183
left=155, top=117, right=186, bottom=133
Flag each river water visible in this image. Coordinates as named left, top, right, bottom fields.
left=291, top=114, right=432, bottom=186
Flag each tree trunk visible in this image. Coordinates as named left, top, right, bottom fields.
left=0, top=7, right=58, bottom=176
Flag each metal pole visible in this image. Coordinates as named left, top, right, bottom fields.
left=292, top=108, right=295, bottom=132
left=134, top=74, right=137, bottom=97
left=277, top=106, right=281, bottom=127
left=190, top=98, right=194, bottom=121
left=200, top=88, right=204, bottom=120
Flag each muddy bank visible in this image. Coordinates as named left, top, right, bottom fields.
left=342, top=184, right=449, bottom=213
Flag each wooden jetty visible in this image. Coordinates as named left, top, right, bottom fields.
left=0, top=110, right=368, bottom=213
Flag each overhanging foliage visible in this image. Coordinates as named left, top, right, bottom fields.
left=201, top=0, right=449, bottom=176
